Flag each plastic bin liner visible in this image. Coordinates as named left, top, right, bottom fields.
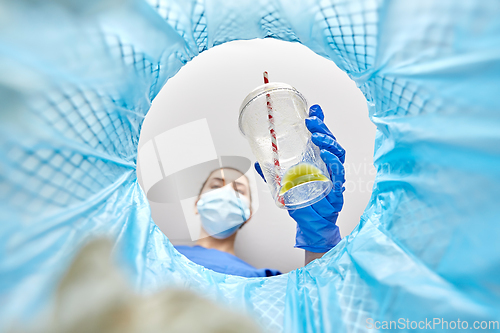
left=1, top=0, right=499, bottom=332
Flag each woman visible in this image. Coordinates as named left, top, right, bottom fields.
left=175, top=104, right=345, bottom=277
left=175, top=167, right=280, bottom=277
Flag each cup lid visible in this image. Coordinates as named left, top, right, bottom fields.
left=238, top=82, right=305, bottom=136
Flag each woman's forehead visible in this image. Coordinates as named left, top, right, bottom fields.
left=207, top=168, right=248, bottom=186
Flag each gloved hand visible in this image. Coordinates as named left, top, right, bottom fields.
left=255, top=104, right=345, bottom=253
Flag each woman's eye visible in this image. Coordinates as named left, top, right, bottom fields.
left=210, top=185, right=221, bottom=189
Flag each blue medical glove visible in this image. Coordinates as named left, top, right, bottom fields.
left=255, top=104, right=345, bottom=253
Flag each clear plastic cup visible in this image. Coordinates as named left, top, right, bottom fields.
left=238, top=82, right=332, bottom=209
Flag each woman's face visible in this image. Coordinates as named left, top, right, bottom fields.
left=199, top=168, right=251, bottom=206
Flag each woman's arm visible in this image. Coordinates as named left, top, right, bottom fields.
left=305, top=251, right=326, bottom=265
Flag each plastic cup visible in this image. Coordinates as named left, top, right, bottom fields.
left=238, top=82, right=332, bottom=209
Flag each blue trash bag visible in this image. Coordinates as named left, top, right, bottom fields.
left=1, top=0, right=499, bottom=332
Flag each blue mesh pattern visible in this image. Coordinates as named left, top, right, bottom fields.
left=192, top=1, right=209, bottom=52
left=0, top=85, right=138, bottom=225
left=146, top=0, right=200, bottom=56
left=260, top=10, right=300, bottom=42
left=1, top=0, right=500, bottom=332
left=249, top=276, right=287, bottom=331
left=335, top=267, right=377, bottom=333
left=317, top=0, right=379, bottom=73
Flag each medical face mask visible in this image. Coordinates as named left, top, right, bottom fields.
left=196, top=186, right=251, bottom=239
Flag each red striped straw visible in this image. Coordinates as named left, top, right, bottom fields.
left=264, top=71, right=285, bottom=206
